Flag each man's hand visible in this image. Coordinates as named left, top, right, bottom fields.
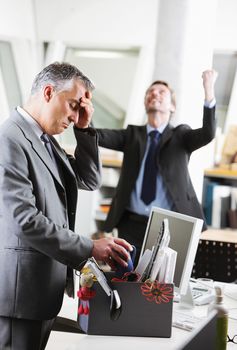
left=202, top=69, right=218, bottom=103
left=74, top=91, right=94, bottom=129
left=92, top=236, right=133, bottom=269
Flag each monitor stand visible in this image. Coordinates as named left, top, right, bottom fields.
left=179, top=283, right=195, bottom=309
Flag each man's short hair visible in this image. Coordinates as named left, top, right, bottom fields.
left=31, top=62, right=95, bottom=95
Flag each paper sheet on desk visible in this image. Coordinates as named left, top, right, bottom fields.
left=173, top=311, right=204, bottom=332
left=223, top=283, right=237, bottom=321
left=135, top=249, right=152, bottom=276
left=224, top=283, right=237, bottom=301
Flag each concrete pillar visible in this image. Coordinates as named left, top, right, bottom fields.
left=225, top=67, right=237, bottom=133
left=152, top=0, right=218, bottom=200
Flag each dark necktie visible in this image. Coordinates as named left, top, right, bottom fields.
left=41, top=133, right=65, bottom=185
left=41, top=133, right=57, bottom=162
left=140, top=130, right=159, bottom=205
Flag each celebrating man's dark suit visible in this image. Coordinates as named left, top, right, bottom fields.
left=96, top=70, right=218, bottom=262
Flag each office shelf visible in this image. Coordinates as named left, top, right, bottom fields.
left=202, top=168, right=237, bottom=229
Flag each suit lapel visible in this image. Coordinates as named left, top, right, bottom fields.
left=48, top=136, right=76, bottom=179
left=138, top=126, right=149, bottom=165
left=159, top=124, right=174, bottom=150
left=11, top=110, right=66, bottom=188
left=137, top=124, right=173, bottom=162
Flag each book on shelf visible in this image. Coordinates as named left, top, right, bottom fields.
left=101, top=167, right=120, bottom=187
left=203, top=182, right=237, bottom=228
left=99, top=198, right=112, bottom=206
left=203, top=182, right=218, bottom=225
left=203, top=181, right=237, bottom=228
left=99, top=205, right=110, bottom=214
left=212, top=185, right=231, bottom=228
left=98, top=198, right=112, bottom=214
left=228, top=188, right=237, bottom=229
left=95, top=210, right=107, bottom=221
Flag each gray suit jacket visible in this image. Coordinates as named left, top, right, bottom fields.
left=0, top=110, right=101, bottom=320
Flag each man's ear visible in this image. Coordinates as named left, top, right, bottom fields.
left=170, top=103, right=176, bottom=113
left=43, top=85, right=54, bottom=102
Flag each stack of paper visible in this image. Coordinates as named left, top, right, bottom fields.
left=135, top=218, right=177, bottom=284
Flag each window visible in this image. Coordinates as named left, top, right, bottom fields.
left=0, top=41, right=22, bottom=119
left=213, top=51, right=237, bottom=131
left=58, top=47, right=139, bottom=151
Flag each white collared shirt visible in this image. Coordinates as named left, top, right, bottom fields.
left=16, top=106, right=43, bottom=141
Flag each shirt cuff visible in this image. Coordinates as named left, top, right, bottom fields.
left=73, top=126, right=96, bottom=136
left=204, top=98, right=216, bottom=109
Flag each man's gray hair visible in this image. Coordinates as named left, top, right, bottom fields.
left=31, top=62, right=95, bottom=94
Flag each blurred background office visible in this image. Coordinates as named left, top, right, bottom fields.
left=0, top=0, right=237, bottom=239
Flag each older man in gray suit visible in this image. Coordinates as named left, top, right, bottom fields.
left=0, top=62, right=132, bottom=350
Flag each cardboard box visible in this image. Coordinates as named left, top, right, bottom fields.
left=77, top=280, right=173, bottom=337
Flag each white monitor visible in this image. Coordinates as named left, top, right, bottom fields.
left=140, top=207, right=203, bottom=296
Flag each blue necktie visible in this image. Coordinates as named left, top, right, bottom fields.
left=140, top=130, right=159, bottom=205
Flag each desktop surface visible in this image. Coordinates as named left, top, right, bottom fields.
left=46, top=282, right=237, bottom=350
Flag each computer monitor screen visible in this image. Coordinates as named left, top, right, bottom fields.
left=140, top=207, right=203, bottom=296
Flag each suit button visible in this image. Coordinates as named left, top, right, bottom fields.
left=63, top=223, right=67, bottom=228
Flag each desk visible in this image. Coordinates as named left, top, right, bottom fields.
left=204, top=168, right=237, bottom=180
left=46, top=282, right=237, bottom=350
left=201, top=228, right=237, bottom=243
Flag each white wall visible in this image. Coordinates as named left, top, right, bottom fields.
left=0, top=0, right=237, bottom=235
left=1, top=0, right=237, bottom=116
left=35, top=0, right=159, bottom=126
left=215, top=0, right=237, bottom=51
left=0, top=0, right=35, bottom=39
left=0, top=0, right=44, bottom=104
left=35, top=0, right=159, bottom=47
left=177, top=0, right=218, bottom=201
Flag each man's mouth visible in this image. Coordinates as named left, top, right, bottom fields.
left=150, top=99, right=160, bottom=104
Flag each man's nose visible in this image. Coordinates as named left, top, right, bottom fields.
left=151, top=90, right=159, bottom=97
